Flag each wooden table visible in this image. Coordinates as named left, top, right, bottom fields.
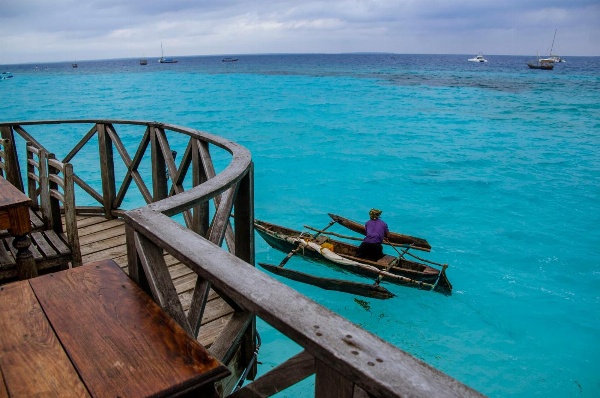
left=0, top=175, right=37, bottom=279
left=0, top=259, right=230, bottom=397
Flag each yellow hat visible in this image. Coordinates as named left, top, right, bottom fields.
left=369, top=209, right=382, bottom=219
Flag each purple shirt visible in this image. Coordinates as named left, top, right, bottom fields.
left=363, top=219, right=389, bottom=244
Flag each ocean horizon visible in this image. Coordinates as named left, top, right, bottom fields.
left=3, top=51, right=599, bottom=67
left=1, top=53, right=599, bottom=397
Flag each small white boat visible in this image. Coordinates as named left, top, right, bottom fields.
left=468, top=53, right=487, bottom=62
left=0, top=71, right=13, bottom=80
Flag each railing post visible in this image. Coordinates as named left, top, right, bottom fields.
left=1, top=126, right=24, bottom=192
left=233, top=162, right=257, bottom=381
left=233, top=162, right=254, bottom=265
left=151, top=126, right=168, bottom=202
left=125, top=223, right=151, bottom=295
left=192, top=139, right=209, bottom=236
left=97, top=123, right=116, bottom=219
left=315, top=359, right=354, bottom=398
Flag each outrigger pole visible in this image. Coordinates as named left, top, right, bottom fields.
left=277, top=220, right=336, bottom=267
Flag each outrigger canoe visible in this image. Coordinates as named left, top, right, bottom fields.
left=328, top=213, right=432, bottom=251
left=255, top=219, right=452, bottom=297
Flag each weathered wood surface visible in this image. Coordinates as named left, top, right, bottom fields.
left=0, top=176, right=37, bottom=279
left=1, top=120, right=482, bottom=397
left=76, top=215, right=235, bottom=348
left=29, top=259, right=230, bottom=397
left=0, top=280, right=90, bottom=397
left=230, top=350, right=315, bottom=398
left=0, top=133, right=23, bottom=191
left=126, top=209, right=485, bottom=398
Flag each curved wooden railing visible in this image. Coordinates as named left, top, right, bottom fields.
left=0, top=121, right=483, bottom=398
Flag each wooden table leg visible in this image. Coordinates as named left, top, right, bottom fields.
left=7, top=206, right=37, bottom=280
left=13, top=233, right=37, bottom=279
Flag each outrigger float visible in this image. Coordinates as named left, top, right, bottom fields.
left=255, top=214, right=452, bottom=300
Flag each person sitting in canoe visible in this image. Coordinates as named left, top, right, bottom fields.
left=356, top=209, right=389, bottom=261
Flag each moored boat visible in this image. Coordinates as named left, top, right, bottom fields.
left=468, top=53, right=487, bottom=62
left=539, top=29, right=566, bottom=64
left=255, top=219, right=452, bottom=296
left=158, top=42, right=178, bottom=63
left=527, top=58, right=554, bottom=70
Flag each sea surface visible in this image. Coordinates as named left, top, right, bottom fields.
left=2, top=54, right=599, bottom=397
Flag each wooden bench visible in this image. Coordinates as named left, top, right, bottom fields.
left=0, top=259, right=230, bottom=397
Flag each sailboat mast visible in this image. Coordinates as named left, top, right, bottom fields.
left=549, top=29, right=557, bottom=54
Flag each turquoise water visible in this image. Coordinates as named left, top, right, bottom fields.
left=2, top=54, right=599, bottom=397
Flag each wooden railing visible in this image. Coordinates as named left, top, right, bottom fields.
left=0, top=121, right=483, bottom=397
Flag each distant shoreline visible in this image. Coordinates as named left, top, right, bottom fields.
left=3, top=52, right=598, bottom=67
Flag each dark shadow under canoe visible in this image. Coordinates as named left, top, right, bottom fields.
left=254, top=219, right=451, bottom=296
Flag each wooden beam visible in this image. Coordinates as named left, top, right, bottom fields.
left=0, top=127, right=23, bottom=191
left=62, top=124, right=98, bottom=164
left=125, top=209, right=484, bottom=398
left=133, top=230, right=193, bottom=336
left=192, top=139, right=209, bottom=236
left=150, top=126, right=168, bottom=202
left=207, top=186, right=237, bottom=247
left=97, top=123, right=116, bottom=219
left=315, top=359, right=353, bottom=398
left=208, top=311, right=253, bottom=364
left=106, top=124, right=152, bottom=207
left=187, top=277, right=211, bottom=337
left=234, top=163, right=254, bottom=264
left=229, top=350, right=315, bottom=398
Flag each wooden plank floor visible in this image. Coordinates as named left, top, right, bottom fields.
left=77, top=215, right=234, bottom=348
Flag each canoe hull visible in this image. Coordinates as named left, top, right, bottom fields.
left=258, top=263, right=395, bottom=299
left=255, top=220, right=451, bottom=295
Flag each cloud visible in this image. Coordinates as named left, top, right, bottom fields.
left=0, top=0, right=598, bottom=64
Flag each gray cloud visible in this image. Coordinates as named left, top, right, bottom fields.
left=0, top=0, right=598, bottom=64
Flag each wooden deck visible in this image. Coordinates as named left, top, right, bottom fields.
left=77, top=215, right=233, bottom=348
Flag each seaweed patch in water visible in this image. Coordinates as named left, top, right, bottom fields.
left=354, top=298, right=371, bottom=312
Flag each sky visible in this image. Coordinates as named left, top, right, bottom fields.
left=0, top=0, right=599, bottom=64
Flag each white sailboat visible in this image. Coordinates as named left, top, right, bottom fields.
left=540, top=29, right=565, bottom=63
left=158, top=42, right=178, bottom=64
